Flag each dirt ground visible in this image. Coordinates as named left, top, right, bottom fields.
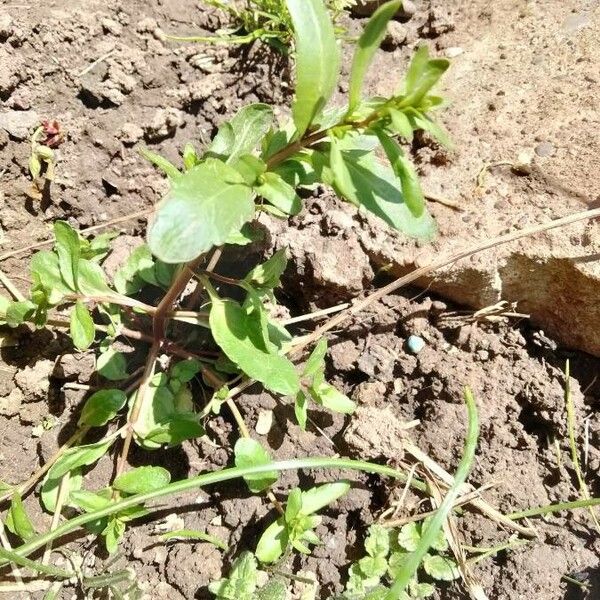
left=0, top=0, right=599, bottom=599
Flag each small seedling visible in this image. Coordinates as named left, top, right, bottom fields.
left=339, top=522, right=459, bottom=599
left=172, top=0, right=358, bottom=52
left=255, top=481, right=350, bottom=563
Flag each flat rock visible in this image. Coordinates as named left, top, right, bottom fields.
left=0, top=109, right=38, bottom=140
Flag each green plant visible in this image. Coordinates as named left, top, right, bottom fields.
left=340, top=522, right=459, bottom=599
left=255, top=481, right=350, bottom=562
left=0, top=0, right=453, bottom=591
left=170, top=0, right=358, bottom=52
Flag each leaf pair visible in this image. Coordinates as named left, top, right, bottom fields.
left=255, top=481, right=350, bottom=563
left=295, top=337, right=355, bottom=430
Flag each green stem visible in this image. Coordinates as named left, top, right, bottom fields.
left=508, top=497, right=600, bottom=520
left=2, top=458, right=408, bottom=567
left=385, top=388, right=479, bottom=599
left=0, top=546, right=72, bottom=579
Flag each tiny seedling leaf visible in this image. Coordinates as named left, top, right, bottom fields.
left=286, top=0, right=341, bottom=137
left=209, top=551, right=259, bottom=598
left=348, top=1, right=401, bottom=114
left=303, top=337, right=328, bottom=379
left=365, top=524, right=391, bottom=559
left=234, top=438, right=278, bottom=493
left=148, top=159, right=256, bottom=263
left=113, top=244, right=156, bottom=295
left=78, top=389, right=127, bottom=427
left=397, top=522, right=421, bottom=552
left=45, top=435, right=117, bottom=481
left=255, top=517, right=288, bottom=564
left=300, top=481, right=350, bottom=515
left=294, top=390, right=308, bottom=430
left=113, top=466, right=171, bottom=495
left=256, top=172, right=302, bottom=216
left=422, top=554, right=460, bottom=581
left=54, top=221, right=81, bottom=290
left=309, top=382, right=355, bottom=415
left=140, top=147, right=182, bottom=180
left=70, top=301, right=95, bottom=351
left=243, top=249, right=288, bottom=290
left=375, top=129, right=425, bottom=217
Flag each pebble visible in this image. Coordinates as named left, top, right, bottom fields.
left=382, top=22, right=407, bottom=49
left=534, top=141, right=555, bottom=157
left=445, top=46, right=464, bottom=58
left=101, top=17, right=123, bottom=36
left=0, top=109, right=38, bottom=140
left=406, top=335, right=426, bottom=354
left=119, top=122, right=144, bottom=145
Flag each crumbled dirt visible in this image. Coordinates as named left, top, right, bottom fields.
left=1, top=1, right=599, bottom=600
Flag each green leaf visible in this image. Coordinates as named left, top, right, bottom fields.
left=386, top=551, right=409, bottom=578
left=42, top=471, right=83, bottom=514
left=243, top=249, right=288, bottom=290
left=144, top=415, right=204, bottom=447
left=348, top=1, right=401, bottom=114
left=294, top=390, right=308, bottom=430
left=45, top=435, right=117, bottom=481
left=388, top=108, right=414, bottom=141
left=140, top=147, right=182, bottom=180
left=285, top=488, right=303, bottom=522
left=78, top=389, right=127, bottom=427
left=234, top=154, right=267, bottom=185
left=256, top=172, right=302, bottom=216
left=113, top=466, right=171, bottom=495
left=97, top=348, right=129, bottom=381
left=256, top=517, right=288, bottom=564
left=113, top=244, right=156, bottom=295
left=209, top=295, right=300, bottom=396
left=209, top=551, right=259, bottom=598
left=70, top=301, right=95, bottom=351
left=226, top=223, right=264, bottom=246
left=400, top=49, right=449, bottom=108
left=148, top=159, right=256, bottom=264
left=403, top=45, right=430, bottom=94
left=406, top=109, right=452, bottom=149
left=5, top=300, right=36, bottom=327
left=309, top=382, right=355, bottom=414
left=303, top=338, right=328, bottom=380
left=318, top=137, right=436, bottom=240
left=54, top=221, right=81, bottom=290
left=365, top=524, right=391, bottom=558
left=103, top=516, right=125, bottom=554
left=77, top=259, right=113, bottom=296
left=256, top=578, right=287, bottom=600
left=209, top=104, right=274, bottom=163
left=300, top=481, right=350, bottom=515
left=423, top=517, right=449, bottom=552
left=422, top=554, right=460, bottom=581
left=397, top=522, right=420, bottom=552
left=286, top=0, right=341, bottom=137
left=375, top=129, right=425, bottom=217
left=31, top=251, right=72, bottom=304
left=358, top=555, right=388, bottom=579
left=70, top=490, right=111, bottom=512
left=171, top=359, right=202, bottom=383
left=183, top=143, right=200, bottom=171
left=234, top=438, right=278, bottom=493
left=5, top=493, right=36, bottom=541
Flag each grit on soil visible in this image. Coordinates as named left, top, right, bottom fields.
left=0, top=1, right=599, bottom=599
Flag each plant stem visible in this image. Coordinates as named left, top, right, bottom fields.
left=3, top=457, right=410, bottom=566
left=508, top=497, right=600, bottom=520
left=385, top=389, right=479, bottom=599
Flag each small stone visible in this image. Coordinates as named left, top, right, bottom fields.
left=0, top=109, right=38, bottom=140
left=14, top=359, right=54, bottom=400
left=330, top=339, right=360, bottom=372
left=445, top=46, right=464, bottom=58
left=0, top=14, right=13, bottom=41
left=476, top=349, right=490, bottom=361
left=136, top=17, right=158, bottom=33
left=512, top=150, right=533, bottom=175
left=144, top=107, right=185, bottom=142
left=382, top=21, right=407, bottom=49
left=119, top=122, right=144, bottom=145
left=101, top=17, right=123, bottom=36
left=406, top=335, right=426, bottom=354
left=0, top=388, right=23, bottom=417
left=351, top=381, right=387, bottom=405
left=534, top=141, right=555, bottom=157
left=255, top=410, right=273, bottom=435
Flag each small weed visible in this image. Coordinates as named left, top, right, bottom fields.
left=171, top=0, right=359, bottom=51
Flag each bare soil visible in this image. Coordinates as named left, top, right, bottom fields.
left=0, top=1, right=599, bottom=599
